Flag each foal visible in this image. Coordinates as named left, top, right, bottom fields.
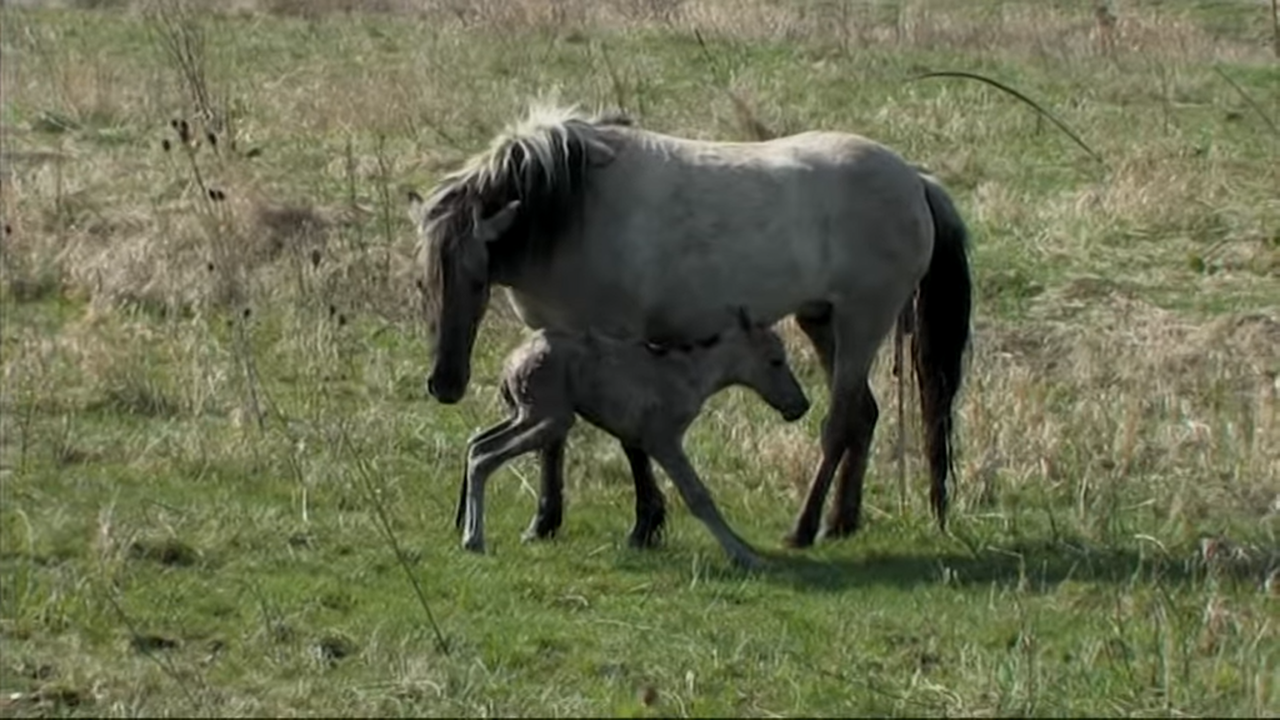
left=457, top=309, right=810, bottom=570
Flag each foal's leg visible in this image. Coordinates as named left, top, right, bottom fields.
left=455, top=383, right=519, bottom=530
left=625, top=444, right=666, bottom=548
left=456, top=417, right=516, bottom=531
left=649, top=441, right=763, bottom=570
left=521, top=441, right=667, bottom=547
left=522, top=438, right=567, bottom=542
left=462, top=416, right=569, bottom=553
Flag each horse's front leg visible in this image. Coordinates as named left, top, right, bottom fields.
left=623, top=445, right=666, bottom=548
left=522, top=439, right=566, bottom=542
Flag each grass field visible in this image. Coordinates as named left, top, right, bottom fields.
left=2, top=0, right=1278, bottom=716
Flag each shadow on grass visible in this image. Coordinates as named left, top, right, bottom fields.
left=611, top=533, right=1273, bottom=594
left=756, top=538, right=1207, bottom=593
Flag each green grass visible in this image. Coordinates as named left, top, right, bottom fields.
left=2, top=0, right=1278, bottom=716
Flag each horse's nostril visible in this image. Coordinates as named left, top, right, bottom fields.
left=785, top=401, right=810, bottom=422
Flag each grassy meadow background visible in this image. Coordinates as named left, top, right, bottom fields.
left=2, top=0, right=1278, bottom=715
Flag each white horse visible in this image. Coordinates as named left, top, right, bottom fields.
left=412, top=104, right=972, bottom=549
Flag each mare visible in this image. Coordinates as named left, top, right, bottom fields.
left=412, top=104, right=971, bottom=549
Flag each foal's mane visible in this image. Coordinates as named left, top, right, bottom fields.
left=417, top=103, right=632, bottom=326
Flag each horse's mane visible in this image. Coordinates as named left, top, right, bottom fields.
left=424, top=102, right=630, bottom=244
left=417, top=103, right=632, bottom=327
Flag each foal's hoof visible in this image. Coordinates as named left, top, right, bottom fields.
left=461, top=537, right=486, bottom=554
left=520, top=526, right=557, bottom=544
left=732, top=553, right=768, bottom=573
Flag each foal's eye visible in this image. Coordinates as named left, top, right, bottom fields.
left=770, top=359, right=785, bottom=368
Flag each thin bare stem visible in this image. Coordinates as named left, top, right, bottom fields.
left=910, top=70, right=1104, bottom=166
left=1212, top=66, right=1279, bottom=139
left=337, top=425, right=450, bottom=654
left=102, top=590, right=204, bottom=715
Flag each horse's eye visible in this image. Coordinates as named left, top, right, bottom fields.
left=770, top=359, right=784, bottom=368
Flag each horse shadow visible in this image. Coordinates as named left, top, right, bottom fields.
left=756, top=539, right=1191, bottom=593
left=617, top=533, right=1268, bottom=594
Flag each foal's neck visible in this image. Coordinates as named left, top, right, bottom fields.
left=654, top=343, right=739, bottom=403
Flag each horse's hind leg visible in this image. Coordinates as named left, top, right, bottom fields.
left=786, top=316, right=882, bottom=548
left=784, top=390, right=852, bottom=549
left=522, top=439, right=567, bottom=543
left=786, top=306, right=845, bottom=548
left=624, top=444, right=666, bottom=548
left=823, top=380, right=878, bottom=539
left=795, top=304, right=836, bottom=384
left=822, top=299, right=906, bottom=541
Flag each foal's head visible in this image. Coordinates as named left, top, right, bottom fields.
left=714, top=308, right=810, bottom=423
left=410, top=189, right=521, bottom=404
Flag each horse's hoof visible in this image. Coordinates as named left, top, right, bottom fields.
left=782, top=531, right=814, bottom=549
left=521, top=515, right=561, bottom=543
left=461, top=537, right=486, bottom=554
left=820, top=518, right=861, bottom=541
left=627, top=528, right=663, bottom=549
left=733, top=553, right=768, bottom=572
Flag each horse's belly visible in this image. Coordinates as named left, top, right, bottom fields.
left=642, top=247, right=826, bottom=337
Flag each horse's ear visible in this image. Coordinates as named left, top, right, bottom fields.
left=735, top=305, right=752, bottom=331
left=475, top=200, right=522, bottom=243
left=407, top=190, right=427, bottom=227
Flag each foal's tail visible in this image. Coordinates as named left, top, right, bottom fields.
left=914, top=174, right=973, bottom=529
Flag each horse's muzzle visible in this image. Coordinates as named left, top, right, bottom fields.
left=781, top=399, right=811, bottom=423
left=427, top=373, right=466, bottom=405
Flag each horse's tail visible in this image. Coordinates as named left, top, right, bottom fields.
left=913, top=174, right=973, bottom=529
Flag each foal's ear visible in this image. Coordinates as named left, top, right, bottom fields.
left=735, top=305, right=752, bottom=331
left=473, top=200, right=522, bottom=243
left=583, top=137, right=617, bottom=168
left=406, top=190, right=427, bottom=227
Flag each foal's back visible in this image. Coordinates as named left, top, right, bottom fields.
left=505, top=330, right=695, bottom=440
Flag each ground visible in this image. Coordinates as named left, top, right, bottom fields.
left=1, top=0, right=1277, bottom=716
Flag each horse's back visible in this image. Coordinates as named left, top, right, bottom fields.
left=604, top=126, right=917, bottom=179
left=577, top=126, right=933, bottom=322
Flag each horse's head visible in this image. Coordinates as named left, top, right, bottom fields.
left=410, top=189, right=521, bottom=404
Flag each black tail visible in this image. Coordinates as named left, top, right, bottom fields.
left=914, top=175, right=973, bottom=529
